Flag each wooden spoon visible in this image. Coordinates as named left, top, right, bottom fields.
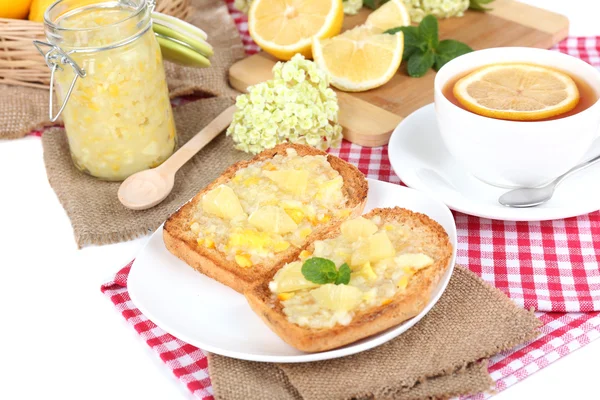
left=118, top=105, right=236, bottom=210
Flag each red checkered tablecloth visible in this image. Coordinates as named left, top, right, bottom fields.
left=102, top=265, right=600, bottom=400
left=97, top=2, right=600, bottom=399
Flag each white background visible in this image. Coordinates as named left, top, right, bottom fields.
left=1, top=1, right=599, bottom=399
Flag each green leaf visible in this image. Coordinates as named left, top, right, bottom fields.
left=388, top=13, right=472, bottom=77
left=363, top=0, right=389, bottom=9
left=434, top=40, right=473, bottom=71
left=407, top=49, right=435, bottom=77
left=335, top=263, right=352, bottom=285
left=418, top=15, right=439, bottom=50
left=385, top=26, right=424, bottom=60
left=403, top=45, right=421, bottom=61
left=384, top=25, right=413, bottom=37
left=302, top=257, right=338, bottom=284
left=469, top=0, right=495, bottom=11
left=363, top=0, right=377, bottom=9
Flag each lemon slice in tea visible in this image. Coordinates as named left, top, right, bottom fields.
left=453, top=63, right=580, bottom=121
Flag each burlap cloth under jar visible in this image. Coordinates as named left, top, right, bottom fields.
left=209, top=266, right=541, bottom=400
left=2, top=0, right=256, bottom=246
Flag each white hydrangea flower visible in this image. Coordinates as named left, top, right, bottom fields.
left=227, top=54, right=343, bottom=154
left=402, top=0, right=469, bottom=22
left=343, top=0, right=363, bottom=15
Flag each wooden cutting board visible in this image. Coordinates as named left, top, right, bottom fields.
left=228, top=0, right=569, bottom=147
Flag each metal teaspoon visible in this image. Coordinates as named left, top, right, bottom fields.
left=499, top=153, right=600, bottom=208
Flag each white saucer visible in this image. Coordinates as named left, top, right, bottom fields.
left=388, top=103, right=600, bottom=221
left=128, top=179, right=457, bottom=363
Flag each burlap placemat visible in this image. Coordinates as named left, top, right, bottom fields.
left=0, top=0, right=244, bottom=140
left=208, top=266, right=541, bottom=400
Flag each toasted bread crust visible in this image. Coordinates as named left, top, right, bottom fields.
left=244, top=207, right=453, bottom=352
left=163, top=143, right=368, bottom=293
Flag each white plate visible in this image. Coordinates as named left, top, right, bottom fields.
left=128, top=179, right=457, bottom=363
left=388, top=103, right=600, bottom=221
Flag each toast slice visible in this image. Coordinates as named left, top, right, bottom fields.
left=244, top=207, right=453, bottom=352
left=163, top=143, right=368, bottom=293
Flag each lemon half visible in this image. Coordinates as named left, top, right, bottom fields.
left=248, top=0, right=344, bottom=61
left=313, top=26, right=404, bottom=92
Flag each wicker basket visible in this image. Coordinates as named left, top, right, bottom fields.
left=0, top=0, right=190, bottom=89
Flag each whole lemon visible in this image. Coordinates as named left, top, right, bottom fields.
left=0, top=0, right=33, bottom=19
left=28, top=0, right=56, bottom=22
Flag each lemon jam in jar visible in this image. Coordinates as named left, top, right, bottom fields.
left=38, top=0, right=176, bottom=180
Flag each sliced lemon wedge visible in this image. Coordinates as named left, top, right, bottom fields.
left=365, top=0, right=411, bottom=33
left=453, top=63, right=580, bottom=121
left=313, top=26, right=404, bottom=92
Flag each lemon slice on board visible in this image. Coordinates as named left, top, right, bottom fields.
left=248, top=0, right=344, bottom=60
left=313, top=26, right=404, bottom=92
left=453, top=63, right=580, bottom=121
left=365, top=0, right=411, bottom=32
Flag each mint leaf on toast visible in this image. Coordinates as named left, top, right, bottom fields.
left=302, top=258, right=352, bottom=285
left=335, top=263, right=352, bottom=285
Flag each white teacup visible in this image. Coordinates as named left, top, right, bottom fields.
left=434, top=47, right=600, bottom=188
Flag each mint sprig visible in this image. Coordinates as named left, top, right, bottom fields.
left=363, top=0, right=390, bottom=10
left=301, top=257, right=351, bottom=285
left=434, top=40, right=473, bottom=70
left=407, top=49, right=435, bottom=78
left=385, top=15, right=473, bottom=77
left=334, top=264, right=351, bottom=285
left=419, top=15, right=438, bottom=50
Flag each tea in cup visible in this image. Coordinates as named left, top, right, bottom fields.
left=434, top=47, right=600, bottom=188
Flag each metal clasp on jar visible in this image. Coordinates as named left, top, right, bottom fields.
left=33, top=41, right=87, bottom=122
left=33, top=0, right=157, bottom=122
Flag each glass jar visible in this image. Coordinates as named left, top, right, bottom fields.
left=35, top=0, right=176, bottom=181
